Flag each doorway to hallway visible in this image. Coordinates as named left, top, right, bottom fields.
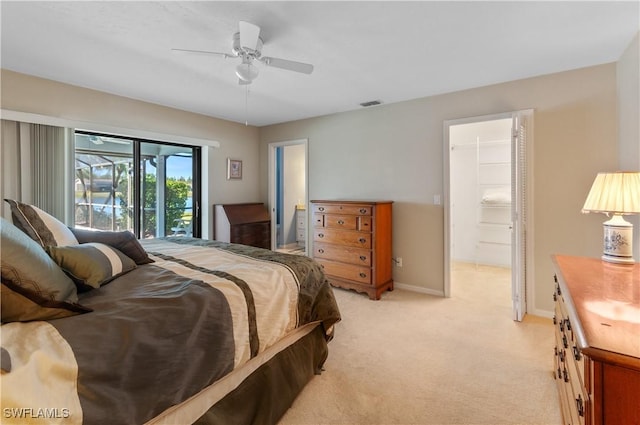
left=268, top=139, right=308, bottom=254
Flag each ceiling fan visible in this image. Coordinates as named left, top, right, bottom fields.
left=173, top=21, right=314, bottom=85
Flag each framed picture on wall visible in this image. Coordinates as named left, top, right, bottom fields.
left=227, top=158, right=242, bottom=180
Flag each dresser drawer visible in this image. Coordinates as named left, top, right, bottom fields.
left=323, top=214, right=358, bottom=230
left=313, top=213, right=372, bottom=231
left=313, top=242, right=371, bottom=266
left=313, top=204, right=372, bottom=216
left=313, top=228, right=371, bottom=248
left=316, top=259, right=372, bottom=285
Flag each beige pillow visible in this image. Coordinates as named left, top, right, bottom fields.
left=1, top=281, right=90, bottom=322
left=4, top=199, right=78, bottom=247
left=46, top=242, right=137, bottom=291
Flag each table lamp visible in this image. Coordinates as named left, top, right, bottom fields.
left=582, top=171, right=640, bottom=264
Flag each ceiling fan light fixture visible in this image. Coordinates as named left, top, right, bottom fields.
left=235, top=62, right=259, bottom=82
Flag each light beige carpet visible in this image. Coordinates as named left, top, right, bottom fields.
left=278, top=263, right=562, bottom=425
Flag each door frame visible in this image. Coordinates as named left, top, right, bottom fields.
left=268, top=138, right=309, bottom=253
left=443, top=110, right=534, bottom=320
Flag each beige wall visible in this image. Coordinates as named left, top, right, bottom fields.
left=0, top=69, right=261, bottom=238
left=259, top=64, right=619, bottom=315
left=617, top=31, right=640, bottom=260
left=1, top=60, right=629, bottom=316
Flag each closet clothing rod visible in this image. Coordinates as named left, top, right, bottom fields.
left=451, top=138, right=511, bottom=149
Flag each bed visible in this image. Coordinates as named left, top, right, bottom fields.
left=0, top=200, right=341, bottom=425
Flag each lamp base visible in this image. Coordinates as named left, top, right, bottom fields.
left=601, top=253, right=636, bottom=264
left=601, top=215, right=634, bottom=264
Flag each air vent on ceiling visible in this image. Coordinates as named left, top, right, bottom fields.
left=359, top=100, right=383, bottom=107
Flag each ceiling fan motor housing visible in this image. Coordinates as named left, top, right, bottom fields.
left=232, top=32, right=263, bottom=59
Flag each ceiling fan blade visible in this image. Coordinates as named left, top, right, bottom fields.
left=239, top=21, right=261, bottom=51
left=260, top=57, right=314, bottom=74
left=171, top=48, right=231, bottom=59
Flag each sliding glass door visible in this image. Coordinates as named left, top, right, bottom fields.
left=74, top=131, right=200, bottom=239
left=138, top=141, right=199, bottom=238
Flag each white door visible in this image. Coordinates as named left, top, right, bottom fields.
left=510, top=111, right=532, bottom=321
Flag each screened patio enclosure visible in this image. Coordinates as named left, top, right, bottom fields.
left=74, top=132, right=198, bottom=239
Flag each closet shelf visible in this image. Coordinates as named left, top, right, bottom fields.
left=478, top=221, right=511, bottom=226
left=480, top=202, right=511, bottom=208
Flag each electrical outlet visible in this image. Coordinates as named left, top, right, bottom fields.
left=394, top=257, right=403, bottom=267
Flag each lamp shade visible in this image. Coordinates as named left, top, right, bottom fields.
left=582, top=171, right=640, bottom=215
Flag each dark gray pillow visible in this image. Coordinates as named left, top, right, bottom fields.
left=0, top=217, right=91, bottom=322
left=69, top=228, right=154, bottom=265
left=46, top=243, right=137, bottom=291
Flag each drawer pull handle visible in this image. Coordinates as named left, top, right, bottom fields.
left=318, top=249, right=325, bottom=253
left=565, top=319, right=571, bottom=331
left=562, top=335, right=568, bottom=349
left=318, top=233, right=324, bottom=238
left=576, top=395, right=584, bottom=417
left=337, top=220, right=345, bottom=225
left=358, top=238, right=366, bottom=244
left=359, top=255, right=367, bottom=261
left=563, top=368, right=569, bottom=383
left=553, top=315, right=557, bottom=325
left=572, top=346, right=581, bottom=361
left=318, top=207, right=325, bottom=211
left=359, top=273, right=367, bottom=278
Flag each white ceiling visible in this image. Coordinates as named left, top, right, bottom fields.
left=1, top=1, right=639, bottom=127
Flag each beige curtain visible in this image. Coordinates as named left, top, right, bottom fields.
left=1, top=120, right=74, bottom=223
left=1, top=120, right=30, bottom=220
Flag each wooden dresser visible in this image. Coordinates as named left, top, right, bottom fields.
left=552, top=255, right=640, bottom=425
left=213, top=203, right=271, bottom=249
left=310, top=200, right=393, bottom=300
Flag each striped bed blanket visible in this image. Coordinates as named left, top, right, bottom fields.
left=1, top=237, right=340, bottom=425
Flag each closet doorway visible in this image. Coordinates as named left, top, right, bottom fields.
left=444, top=111, right=533, bottom=321
left=268, top=139, right=308, bottom=254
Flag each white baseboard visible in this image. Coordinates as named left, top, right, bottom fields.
left=394, top=282, right=445, bottom=297
left=528, top=308, right=554, bottom=319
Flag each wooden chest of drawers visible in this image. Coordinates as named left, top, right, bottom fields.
left=311, top=200, right=393, bottom=300
left=552, top=255, right=640, bottom=425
